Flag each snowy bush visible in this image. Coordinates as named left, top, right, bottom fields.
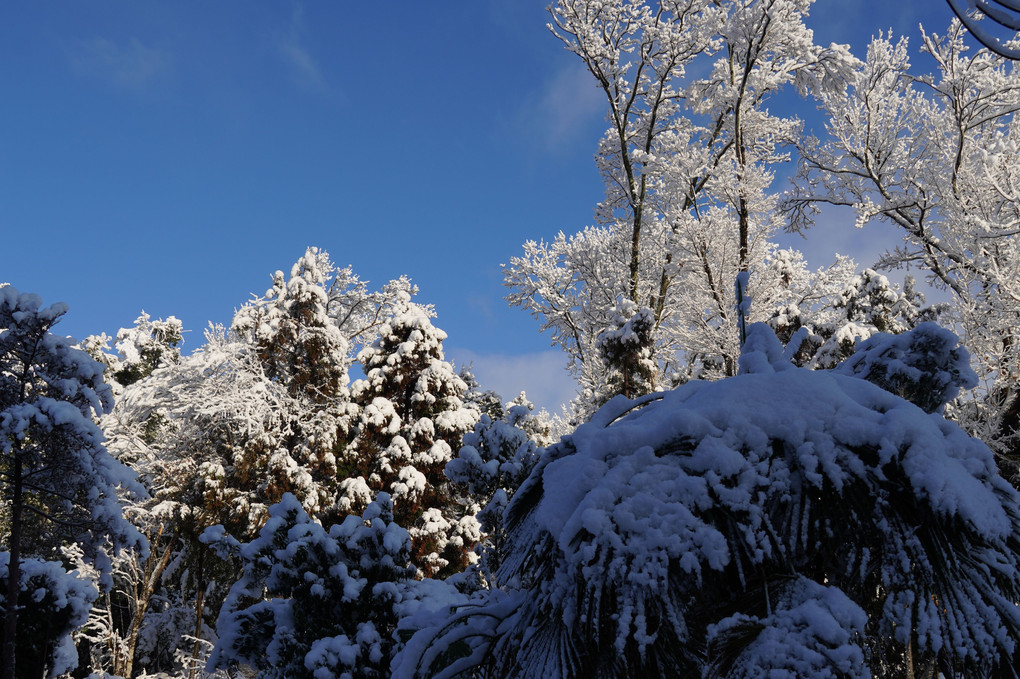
left=706, top=578, right=869, bottom=679
left=834, top=321, right=978, bottom=413
left=446, top=397, right=544, bottom=579
left=0, top=553, right=98, bottom=678
left=396, top=323, right=1020, bottom=678
left=205, top=492, right=463, bottom=679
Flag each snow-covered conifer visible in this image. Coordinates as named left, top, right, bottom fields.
left=0, top=554, right=98, bottom=678
left=233, top=247, right=351, bottom=401
left=834, top=321, right=978, bottom=414
left=778, top=268, right=939, bottom=371
left=591, top=298, right=656, bottom=408
left=458, top=366, right=505, bottom=422
left=84, top=312, right=184, bottom=391
left=0, top=286, right=146, bottom=679
left=446, top=394, right=545, bottom=579
left=92, top=251, right=433, bottom=674
left=344, top=303, right=480, bottom=579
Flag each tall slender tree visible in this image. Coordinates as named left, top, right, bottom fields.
left=505, top=0, right=859, bottom=411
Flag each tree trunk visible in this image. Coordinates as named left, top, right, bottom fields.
left=905, top=633, right=916, bottom=679
left=1, top=454, right=23, bottom=679
left=188, top=548, right=207, bottom=679
left=117, top=532, right=176, bottom=678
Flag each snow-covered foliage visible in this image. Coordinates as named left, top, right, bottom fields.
left=445, top=395, right=546, bottom=579
left=705, top=577, right=868, bottom=679
left=834, top=321, right=978, bottom=414
left=345, top=302, right=480, bottom=579
left=113, top=324, right=350, bottom=542
left=0, top=553, right=98, bottom=678
left=505, top=0, right=860, bottom=412
left=397, top=323, right=1020, bottom=678
left=232, top=247, right=352, bottom=402
left=0, top=286, right=147, bottom=679
left=0, top=287, right=146, bottom=569
left=85, top=311, right=183, bottom=390
left=86, top=250, right=478, bottom=675
left=206, top=492, right=462, bottom=679
left=776, top=268, right=940, bottom=371
left=590, top=298, right=656, bottom=408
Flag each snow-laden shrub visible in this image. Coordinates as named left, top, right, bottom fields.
left=0, top=553, right=97, bottom=678
left=833, top=321, right=978, bottom=413
left=446, top=398, right=543, bottom=580
left=396, top=323, right=1020, bottom=678
left=204, top=492, right=464, bottom=679
left=706, top=577, right=868, bottom=679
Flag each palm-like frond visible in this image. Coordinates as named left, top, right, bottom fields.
left=398, top=337, right=1020, bottom=678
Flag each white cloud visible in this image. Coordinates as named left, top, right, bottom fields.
left=71, top=37, right=169, bottom=90
left=448, top=347, right=577, bottom=414
left=277, top=5, right=327, bottom=93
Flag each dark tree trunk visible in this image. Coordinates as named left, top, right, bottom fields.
left=2, top=453, right=23, bottom=679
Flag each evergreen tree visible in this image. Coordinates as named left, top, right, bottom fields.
left=776, top=269, right=939, bottom=370
left=102, top=311, right=184, bottom=389
left=91, top=250, right=432, bottom=675
left=342, top=302, right=480, bottom=579
left=232, top=247, right=351, bottom=402
left=834, top=321, right=978, bottom=414
left=591, top=298, right=656, bottom=408
left=445, top=395, right=545, bottom=580
left=0, top=554, right=98, bottom=678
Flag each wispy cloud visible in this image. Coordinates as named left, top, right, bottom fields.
left=512, top=61, right=605, bottom=153
left=71, top=37, right=169, bottom=90
left=449, top=347, right=577, bottom=414
left=277, top=4, right=327, bottom=93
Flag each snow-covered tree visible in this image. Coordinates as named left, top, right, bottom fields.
left=232, top=247, right=352, bottom=403
left=396, top=324, right=1020, bottom=678
left=458, top=367, right=505, bottom=423
left=590, top=298, right=656, bottom=407
left=76, top=521, right=179, bottom=678
left=342, top=302, right=480, bottom=579
left=784, top=20, right=1020, bottom=475
left=777, top=267, right=941, bottom=371
left=92, top=251, right=440, bottom=674
left=505, top=0, right=858, bottom=413
left=834, top=321, right=978, bottom=414
left=0, top=286, right=146, bottom=679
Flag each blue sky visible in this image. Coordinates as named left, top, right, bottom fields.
left=0, top=1, right=958, bottom=410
